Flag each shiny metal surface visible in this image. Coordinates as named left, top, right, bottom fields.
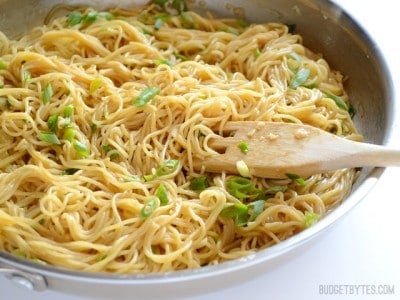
left=0, top=0, right=396, bottom=298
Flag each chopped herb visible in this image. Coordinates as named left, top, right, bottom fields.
left=89, top=77, right=102, bottom=94
left=289, top=52, right=302, bottom=62
left=286, top=173, right=306, bottom=186
left=144, top=159, right=179, bottom=181
left=289, top=68, right=310, bottom=89
left=73, top=140, right=89, bottom=158
left=236, top=159, right=251, bottom=177
left=83, top=10, right=99, bottom=24
left=0, top=60, right=7, bottom=70
left=102, top=144, right=119, bottom=159
left=63, top=105, right=74, bottom=119
left=47, top=114, right=59, bottom=132
left=42, top=83, right=53, bottom=104
left=190, top=176, right=209, bottom=191
left=325, top=91, right=348, bottom=111
left=254, top=48, right=261, bottom=59
left=172, top=0, right=188, bottom=12
left=63, top=126, right=75, bottom=142
left=155, top=59, right=173, bottom=66
left=226, top=176, right=263, bottom=201
left=237, top=141, right=249, bottom=154
left=180, top=11, right=195, bottom=29
left=98, top=11, right=114, bottom=21
left=67, top=11, right=83, bottom=27
left=140, top=197, right=160, bottom=219
left=133, top=86, right=160, bottom=107
left=174, top=52, right=188, bottom=61
left=248, top=199, right=265, bottom=222
left=96, top=254, right=107, bottom=261
left=156, top=182, right=169, bottom=205
left=39, top=132, right=61, bottom=145
left=220, top=202, right=248, bottom=227
left=64, top=168, right=80, bottom=175
left=220, top=26, right=240, bottom=35
left=154, top=18, right=164, bottom=30
left=304, top=211, right=320, bottom=228
left=21, top=69, right=31, bottom=84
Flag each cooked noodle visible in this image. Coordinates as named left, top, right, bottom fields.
left=0, top=4, right=362, bottom=273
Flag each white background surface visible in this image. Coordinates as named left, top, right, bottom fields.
left=1, top=0, right=400, bottom=299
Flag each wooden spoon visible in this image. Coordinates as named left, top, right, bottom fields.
left=194, top=121, right=400, bottom=179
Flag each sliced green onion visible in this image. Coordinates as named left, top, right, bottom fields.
left=237, top=141, right=249, bottom=154
left=102, top=144, right=119, bottom=159
left=236, top=19, right=249, bottom=28
left=236, top=160, right=251, bottom=178
left=248, top=199, right=265, bottom=222
left=63, top=126, right=75, bottom=142
left=21, top=69, right=31, bottom=84
left=63, top=105, right=74, bottom=118
left=155, top=59, right=173, bottom=66
left=96, top=254, right=108, bottom=261
left=220, top=203, right=249, bottom=227
left=289, top=52, right=302, bottom=62
left=220, top=26, right=240, bottom=35
left=67, top=11, right=83, bottom=27
left=122, top=175, right=141, bottom=182
left=286, top=173, right=307, bottom=186
left=42, top=83, right=53, bottom=104
left=144, top=159, right=179, bottom=181
left=140, top=197, right=160, bottom=219
left=98, top=11, right=114, bottom=21
left=89, top=77, right=102, bottom=94
left=190, top=176, right=209, bottom=191
left=47, top=114, right=59, bottom=132
left=174, top=52, right=188, bottom=61
left=156, top=182, right=169, bottom=205
left=133, top=86, right=160, bottom=107
left=180, top=11, right=195, bottom=29
left=154, top=18, right=164, bottom=30
left=304, top=211, right=320, bottom=228
left=289, top=68, right=310, bottom=89
left=0, top=60, right=7, bottom=70
left=254, top=48, right=261, bottom=59
left=39, top=132, right=61, bottom=145
left=325, top=91, right=348, bottom=111
left=73, top=140, right=89, bottom=158
left=83, top=10, right=98, bottom=24
left=226, top=176, right=263, bottom=201
left=64, top=168, right=80, bottom=175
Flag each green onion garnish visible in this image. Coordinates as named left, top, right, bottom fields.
left=325, top=91, right=349, bottom=111
left=304, top=211, right=320, bottom=228
left=21, top=69, right=31, bottom=84
left=254, top=48, right=261, bottom=59
left=226, top=176, right=263, bottom=201
left=236, top=160, right=251, bottom=177
left=39, top=132, right=61, bottom=145
left=67, top=11, right=83, bottom=27
left=63, top=105, right=74, bottom=119
left=102, top=144, right=119, bottom=159
left=155, top=59, right=173, bottom=66
left=144, top=159, right=179, bottom=181
left=83, top=10, right=98, bottom=24
left=289, top=68, right=310, bottom=89
left=133, top=86, right=160, bottom=107
left=140, top=197, right=160, bottom=219
left=265, top=185, right=287, bottom=195
left=89, top=77, right=102, bottom=94
left=174, top=52, right=188, bottom=61
left=155, top=182, right=169, bottom=205
left=237, top=141, right=249, bottom=154
left=42, top=83, right=53, bottom=104
left=153, top=0, right=169, bottom=7
left=247, top=199, right=265, bottom=222
left=63, top=126, right=75, bottom=142
left=220, top=203, right=249, bottom=227
left=189, top=176, right=209, bottom=191
left=286, top=173, right=306, bottom=186
left=47, top=113, right=59, bottom=132
left=73, top=140, right=89, bottom=158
